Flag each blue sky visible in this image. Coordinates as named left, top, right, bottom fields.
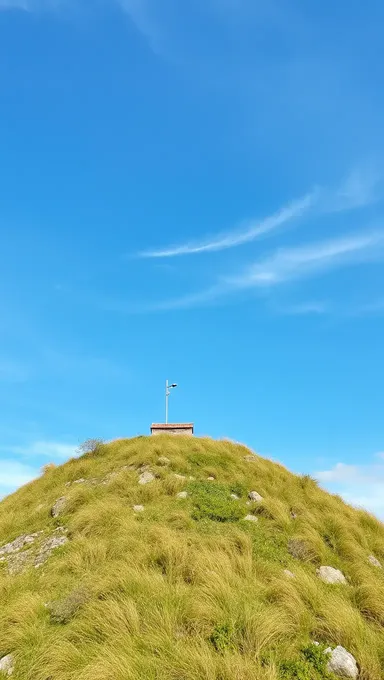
left=1, top=0, right=384, bottom=516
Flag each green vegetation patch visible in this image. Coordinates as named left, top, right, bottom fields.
left=188, top=481, right=244, bottom=523
left=280, top=644, right=333, bottom=680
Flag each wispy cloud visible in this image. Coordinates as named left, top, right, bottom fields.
left=139, top=167, right=383, bottom=259
left=140, top=192, right=316, bottom=258
left=229, top=230, right=384, bottom=289
left=4, top=440, right=78, bottom=460
left=324, top=167, right=384, bottom=213
left=0, top=460, right=38, bottom=498
left=150, top=229, right=384, bottom=310
left=316, top=456, right=384, bottom=519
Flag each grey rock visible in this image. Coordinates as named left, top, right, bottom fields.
left=0, top=532, right=42, bottom=557
left=7, top=550, right=33, bottom=575
left=326, top=646, right=358, bottom=679
left=174, top=473, right=186, bottom=480
left=248, top=491, right=263, bottom=502
left=207, top=476, right=215, bottom=481
left=244, top=455, right=256, bottom=462
left=0, top=654, right=14, bottom=676
left=102, top=470, right=119, bottom=485
left=290, top=511, right=298, bottom=519
left=34, top=532, right=68, bottom=569
left=138, top=471, right=155, bottom=485
left=133, top=505, right=144, bottom=512
left=368, top=554, right=382, bottom=568
left=283, top=569, right=296, bottom=579
left=317, top=566, right=347, bottom=585
left=5, top=528, right=68, bottom=575
left=51, top=497, right=67, bottom=518
left=158, top=456, right=170, bottom=466
left=73, top=478, right=86, bottom=484
left=176, top=491, right=188, bottom=499
left=230, top=493, right=239, bottom=500
left=244, top=515, right=258, bottom=523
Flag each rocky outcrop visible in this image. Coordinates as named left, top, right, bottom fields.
left=1, top=528, right=68, bottom=575
left=34, top=530, right=68, bottom=569
left=0, top=531, right=42, bottom=557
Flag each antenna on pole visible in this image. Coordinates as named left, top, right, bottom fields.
left=165, top=380, right=178, bottom=424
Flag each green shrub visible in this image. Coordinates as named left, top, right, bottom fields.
left=210, top=622, right=234, bottom=653
left=189, top=481, right=243, bottom=523
left=280, top=644, right=332, bottom=679
left=229, top=481, right=247, bottom=498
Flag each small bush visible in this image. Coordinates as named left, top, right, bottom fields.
left=47, top=587, right=90, bottom=624
left=78, top=438, right=105, bottom=456
left=288, top=538, right=319, bottom=563
left=189, top=481, right=243, bottom=523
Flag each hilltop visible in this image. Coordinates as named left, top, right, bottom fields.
left=0, top=436, right=383, bottom=679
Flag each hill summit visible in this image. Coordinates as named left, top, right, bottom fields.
left=0, top=436, right=383, bottom=679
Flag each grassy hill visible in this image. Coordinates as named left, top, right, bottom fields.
left=0, top=436, right=383, bottom=679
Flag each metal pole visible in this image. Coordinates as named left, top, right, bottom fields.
left=165, top=379, right=169, bottom=424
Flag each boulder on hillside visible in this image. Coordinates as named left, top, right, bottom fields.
left=51, top=497, right=67, bottom=518
left=0, top=653, right=14, bottom=676
left=368, top=555, right=382, bottom=568
left=176, top=491, right=188, bottom=499
left=325, top=645, right=358, bottom=679
left=248, top=491, right=263, bottom=502
left=138, top=471, right=155, bottom=485
left=133, top=505, right=144, bottom=513
left=244, top=514, right=258, bottom=523
left=317, top=566, right=347, bottom=585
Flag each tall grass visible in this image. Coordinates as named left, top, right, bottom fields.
left=0, top=435, right=383, bottom=679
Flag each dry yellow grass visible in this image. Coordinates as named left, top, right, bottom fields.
left=0, top=435, right=383, bottom=679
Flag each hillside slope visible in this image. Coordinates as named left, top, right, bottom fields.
left=0, top=436, right=383, bottom=679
